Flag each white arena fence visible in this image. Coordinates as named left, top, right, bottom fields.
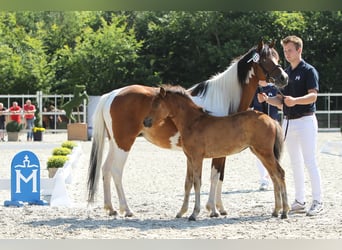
left=0, top=91, right=87, bottom=134
left=1, top=92, right=342, bottom=134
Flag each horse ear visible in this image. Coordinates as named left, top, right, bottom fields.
left=257, top=39, right=264, bottom=52
left=269, top=40, right=276, bottom=48
left=159, top=87, right=166, bottom=98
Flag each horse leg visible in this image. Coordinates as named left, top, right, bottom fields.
left=102, top=145, right=117, bottom=216
left=258, top=155, right=283, bottom=218
left=206, top=167, right=220, bottom=217
left=176, top=158, right=193, bottom=219
left=276, top=162, right=289, bottom=219
left=109, top=141, right=133, bottom=217
left=268, top=162, right=289, bottom=219
left=208, top=157, right=227, bottom=215
left=189, top=159, right=203, bottom=221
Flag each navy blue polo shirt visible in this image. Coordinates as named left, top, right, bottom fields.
left=252, top=84, right=279, bottom=120
left=282, top=60, right=319, bottom=116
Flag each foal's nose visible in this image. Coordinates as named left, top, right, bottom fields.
left=143, top=117, right=153, bottom=128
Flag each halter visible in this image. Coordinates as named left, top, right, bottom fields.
left=248, top=50, right=282, bottom=83
left=259, top=63, right=283, bottom=83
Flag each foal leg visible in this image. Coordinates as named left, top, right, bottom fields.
left=189, top=160, right=203, bottom=221
left=256, top=153, right=283, bottom=218
left=176, top=160, right=193, bottom=219
left=275, top=162, right=289, bottom=219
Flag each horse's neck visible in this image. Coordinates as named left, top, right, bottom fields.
left=237, top=76, right=259, bottom=112
left=192, top=62, right=242, bottom=116
left=167, top=98, right=203, bottom=133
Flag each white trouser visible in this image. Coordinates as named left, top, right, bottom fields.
left=283, top=114, right=322, bottom=203
left=256, top=158, right=270, bottom=185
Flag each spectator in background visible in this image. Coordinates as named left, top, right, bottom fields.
left=23, top=99, right=36, bottom=141
left=0, top=102, right=7, bottom=141
left=8, top=101, right=22, bottom=124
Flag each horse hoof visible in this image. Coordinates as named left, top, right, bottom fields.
left=125, top=212, right=134, bottom=217
left=109, top=210, right=118, bottom=216
left=271, top=212, right=279, bottom=218
left=210, top=212, right=219, bottom=218
left=220, top=210, right=227, bottom=216
left=188, top=215, right=196, bottom=221
left=176, top=213, right=182, bottom=218
left=281, top=213, right=288, bottom=219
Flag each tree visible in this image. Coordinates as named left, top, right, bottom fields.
left=0, top=12, right=51, bottom=94
left=51, top=14, right=143, bottom=95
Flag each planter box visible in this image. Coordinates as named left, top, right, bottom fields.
left=48, top=168, right=59, bottom=178
left=67, top=123, right=88, bottom=141
left=7, top=132, right=19, bottom=141
left=33, top=131, right=43, bottom=141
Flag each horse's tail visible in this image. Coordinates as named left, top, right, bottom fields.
left=87, top=93, right=109, bottom=203
left=273, top=120, right=284, bottom=162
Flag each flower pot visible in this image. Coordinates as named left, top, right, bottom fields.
left=48, top=168, right=59, bottom=178
left=67, top=123, right=88, bottom=141
left=33, top=131, right=43, bottom=141
left=7, top=132, right=19, bottom=141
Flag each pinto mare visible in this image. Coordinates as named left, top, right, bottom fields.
left=87, top=40, right=288, bottom=217
left=143, top=86, right=289, bottom=220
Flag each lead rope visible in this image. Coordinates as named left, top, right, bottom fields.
left=276, top=87, right=289, bottom=141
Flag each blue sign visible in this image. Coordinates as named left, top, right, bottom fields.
left=4, top=150, right=48, bottom=206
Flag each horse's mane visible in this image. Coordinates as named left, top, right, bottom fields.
left=187, top=51, right=250, bottom=116
left=187, top=43, right=277, bottom=116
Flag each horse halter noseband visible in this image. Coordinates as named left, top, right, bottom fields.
left=259, top=63, right=282, bottom=83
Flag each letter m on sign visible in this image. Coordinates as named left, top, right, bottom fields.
left=4, top=150, right=47, bottom=207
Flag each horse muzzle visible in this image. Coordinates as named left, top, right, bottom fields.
left=143, top=117, right=153, bottom=128
left=270, top=68, right=289, bottom=88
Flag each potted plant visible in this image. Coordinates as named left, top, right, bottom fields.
left=52, top=147, right=72, bottom=156
left=6, top=121, right=24, bottom=141
left=61, top=140, right=78, bottom=150
left=32, top=107, right=45, bottom=141
left=61, top=85, right=89, bottom=141
left=47, top=155, right=69, bottom=178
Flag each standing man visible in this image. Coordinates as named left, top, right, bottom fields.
left=8, top=101, right=22, bottom=124
left=24, top=99, right=36, bottom=141
left=258, top=35, right=323, bottom=216
left=0, top=102, right=7, bottom=141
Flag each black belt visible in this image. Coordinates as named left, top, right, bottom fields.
left=284, top=112, right=314, bottom=120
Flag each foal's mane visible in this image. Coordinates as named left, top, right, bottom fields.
left=161, top=85, right=208, bottom=113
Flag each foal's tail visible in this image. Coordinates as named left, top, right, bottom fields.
left=87, top=93, right=109, bottom=203
left=273, top=121, right=284, bottom=162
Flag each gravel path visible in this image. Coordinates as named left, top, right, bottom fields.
left=0, top=132, right=341, bottom=239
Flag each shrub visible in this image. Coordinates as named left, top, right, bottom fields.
left=61, top=141, right=77, bottom=150
left=47, top=155, right=68, bottom=169
left=6, top=121, right=24, bottom=132
left=52, top=147, right=72, bottom=156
